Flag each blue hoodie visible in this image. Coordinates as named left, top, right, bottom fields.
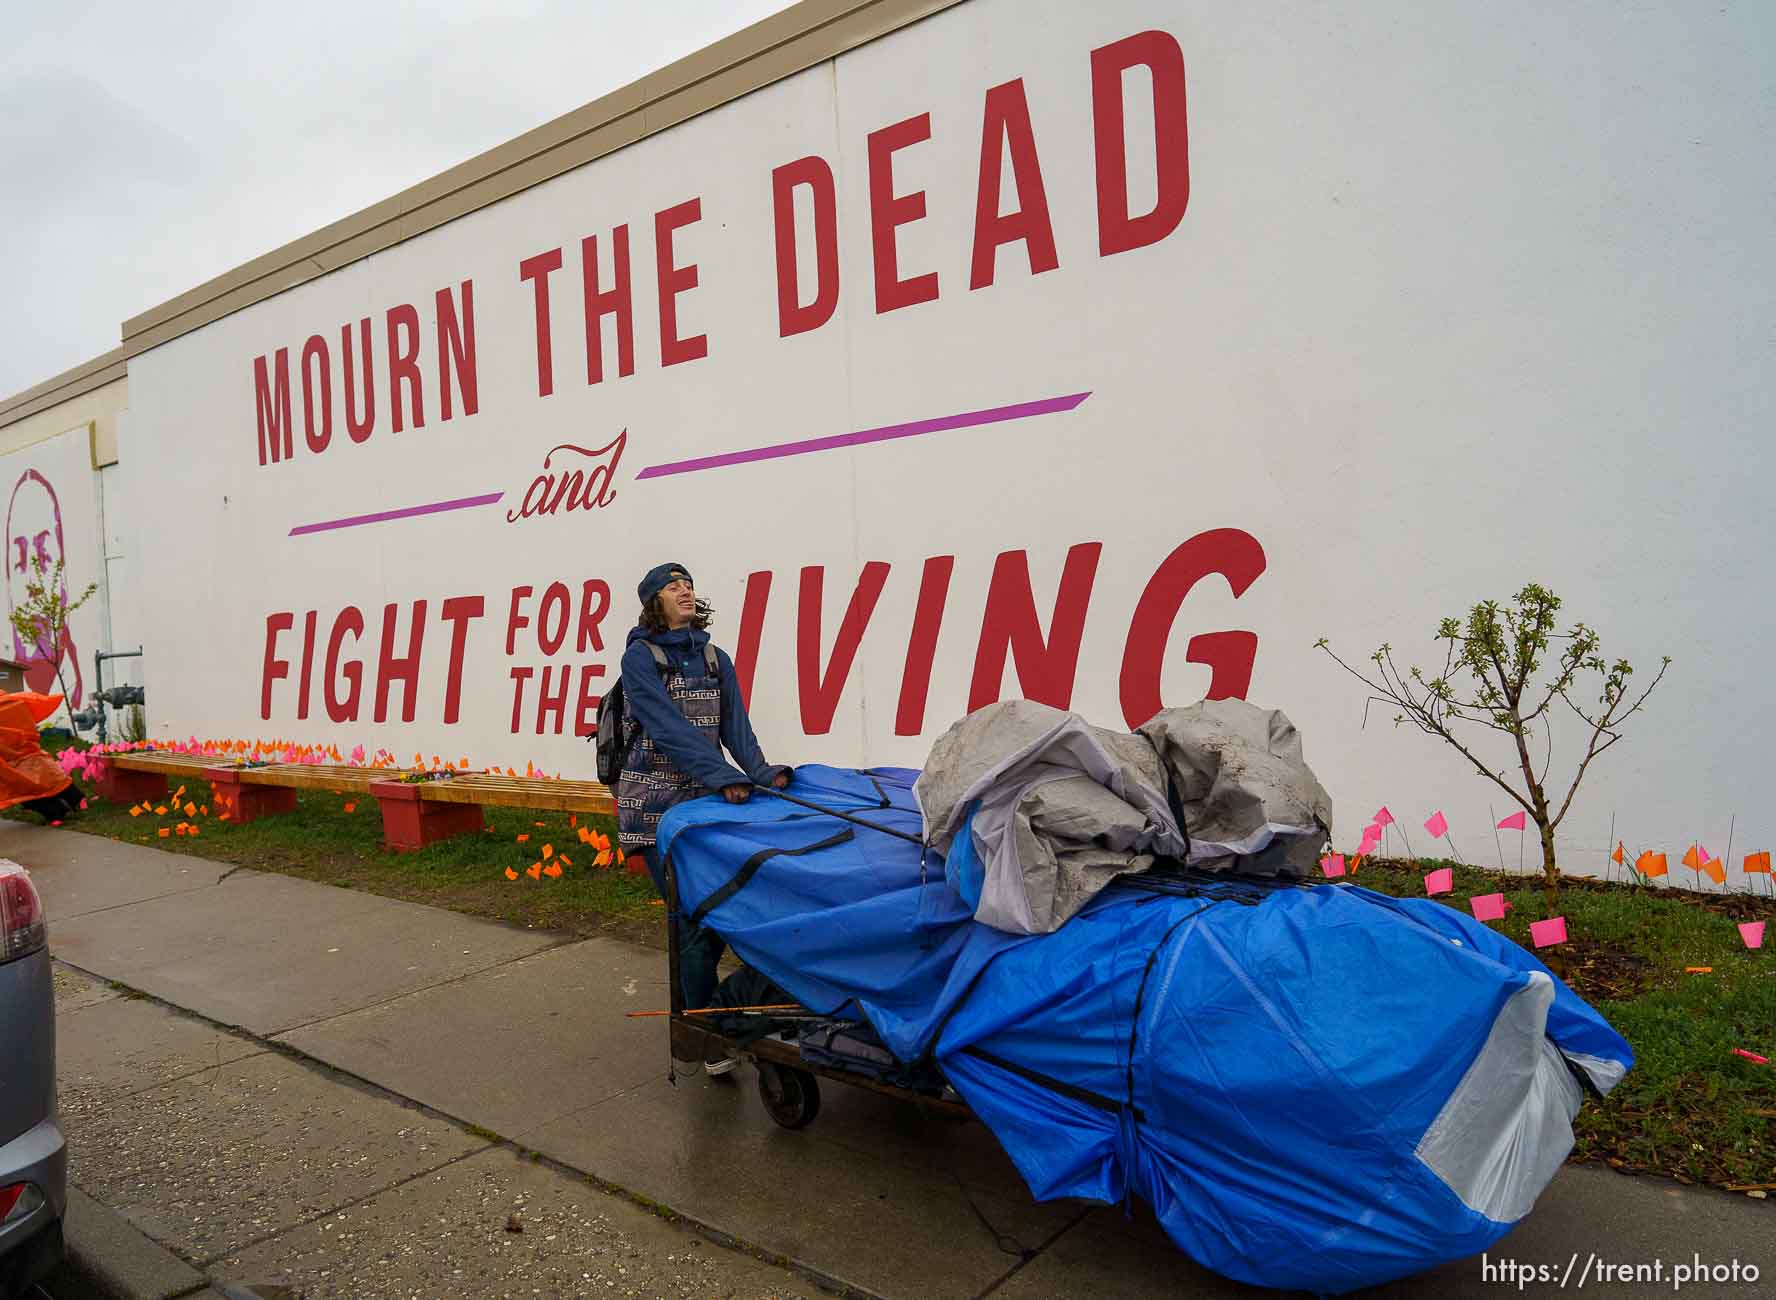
left=620, top=624, right=786, bottom=792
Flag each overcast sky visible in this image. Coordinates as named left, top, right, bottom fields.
left=0, top=0, right=794, bottom=399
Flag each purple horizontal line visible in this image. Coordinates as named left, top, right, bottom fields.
left=634, top=390, right=1093, bottom=479
left=290, top=491, right=504, bottom=537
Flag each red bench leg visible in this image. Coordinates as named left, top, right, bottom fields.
left=370, top=780, right=485, bottom=852
left=205, top=768, right=298, bottom=825
left=92, top=764, right=168, bottom=807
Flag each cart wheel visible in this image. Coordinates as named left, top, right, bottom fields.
left=756, top=1061, right=822, bottom=1129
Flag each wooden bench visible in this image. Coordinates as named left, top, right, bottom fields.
left=97, top=751, right=618, bottom=854
left=368, top=773, right=617, bottom=852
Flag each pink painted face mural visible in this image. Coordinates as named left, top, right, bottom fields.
left=4, top=469, right=83, bottom=704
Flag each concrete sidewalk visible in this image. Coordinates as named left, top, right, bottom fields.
left=7, top=821, right=1771, bottom=1299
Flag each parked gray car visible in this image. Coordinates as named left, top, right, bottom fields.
left=0, top=858, right=64, bottom=1297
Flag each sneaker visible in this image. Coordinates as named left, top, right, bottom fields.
left=704, top=1044, right=741, bottom=1077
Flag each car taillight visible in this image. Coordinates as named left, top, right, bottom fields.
left=0, top=860, right=47, bottom=962
left=0, top=1182, right=43, bottom=1224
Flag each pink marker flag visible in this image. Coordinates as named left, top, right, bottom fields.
left=1741, top=921, right=1766, bottom=950
left=1373, top=806, right=1395, bottom=827
left=1358, top=825, right=1382, bottom=854
left=1733, top=1048, right=1770, bottom=1066
left=1319, top=854, right=1346, bottom=878
left=1497, top=810, right=1528, bottom=831
left=1423, top=868, right=1453, bottom=896
left=1469, top=893, right=1507, bottom=922
left=1423, top=810, right=1448, bottom=839
left=1529, top=916, right=1568, bottom=948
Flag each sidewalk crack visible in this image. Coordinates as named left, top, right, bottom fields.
left=264, top=935, right=584, bottom=1037
left=188, top=1144, right=494, bottom=1269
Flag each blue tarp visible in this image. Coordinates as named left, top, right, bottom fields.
left=657, top=766, right=1633, bottom=1294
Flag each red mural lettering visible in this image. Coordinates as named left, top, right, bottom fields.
left=968, top=543, right=1102, bottom=711
left=519, top=248, right=564, bottom=397
left=342, top=317, right=376, bottom=443
left=1118, top=529, right=1265, bottom=728
left=386, top=304, right=424, bottom=432
left=970, top=79, right=1059, bottom=290
left=797, top=562, right=890, bottom=734
left=1093, top=30, right=1190, bottom=257
left=733, top=570, right=772, bottom=711
left=868, top=113, right=939, bottom=313
left=439, top=595, right=484, bottom=725
left=260, top=612, right=293, bottom=719
left=536, top=664, right=571, bottom=734
left=508, top=665, right=533, bottom=733
left=655, top=199, right=708, bottom=367
left=772, top=156, right=840, bottom=337
left=299, top=335, right=332, bottom=454
left=894, top=555, right=954, bottom=735
left=575, top=580, right=610, bottom=654
left=505, top=586, right=534, bottom=655
left=253, top=350, right=292, bottom=466
left=324, top=606, right=365, bottom=723
left=435, top=281, right=478, bottom=421
left=506, top=435, right=626, bottom=524
left=582, top=226, right=636, bottom=384
left=537, top=582, right=571, bottom=655
left=296, top=610, right=318, bottom=720
left=374, top=600, right=427, bottom=723
left=574, top=663, right=605, bottom=737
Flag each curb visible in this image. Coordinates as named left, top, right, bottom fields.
left=37, top=1186, right=220, bottom=1300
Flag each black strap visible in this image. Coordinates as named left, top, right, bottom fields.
left=643, top=640, right=718, bottom=676
left=962, top=1046, right=1143, bottom=1122
left=1124, top=902, right=1217, bottom=1109
left=689, top=827, right=855, bottom=925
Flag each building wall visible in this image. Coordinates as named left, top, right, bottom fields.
left=111, top=0, right=1776, bottom=877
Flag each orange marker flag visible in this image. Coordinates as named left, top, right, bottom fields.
left=1637, top=851, right=1669, bottom=878
left=173, top=785, right=186, bottom=802
left=184, top=802, right=196, bottom=817
left=1611, top=842, right=1625, bottom=866
left=129, top=806, right=143, bottom=818
left=570, top=814, right=577, bottom=828
left=504, top=866, right=519, bottom=880
left=526, top=862, right=542, bottom=880
left=157, top=827, right=170, bottom=838
left=1701, top=857, right=1727, bottom=886
left=154, top=805, right=168, bottom=816
left=189, top=827, right=200, bottom=838
left=594, top=849, right=613, bottom=868
left=1682, top=844, right=1702, bottom=871
left=558, top=854, right=573, bottom=868
left=199, top=806, right=208, bottom=817
left=1745, top=851, right=1772, bottom=875
left=175, top=824, right=188, bottom=836
left=543, top=863, right=563, bottom=879
left=541, top=844, right=553, bottom=859
left=516, top=833, right=530, bottom=843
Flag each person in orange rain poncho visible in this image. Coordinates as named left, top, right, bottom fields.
left=0, top=691, right=81, bottom=821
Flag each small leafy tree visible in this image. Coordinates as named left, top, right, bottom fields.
left=1316, top=584, right=1669, bottom=911
left=8, top=554, right=98, bottom=735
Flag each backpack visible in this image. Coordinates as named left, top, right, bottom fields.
left=592, top=640, right=720, bottom=785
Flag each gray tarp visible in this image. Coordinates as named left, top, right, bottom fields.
left=915, top=698, right=1333, bottom=935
